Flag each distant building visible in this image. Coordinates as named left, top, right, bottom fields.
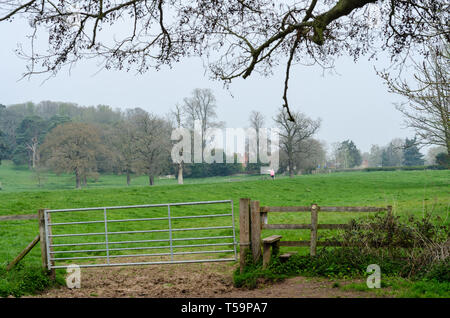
left=360, top=160, right=369, bottom=168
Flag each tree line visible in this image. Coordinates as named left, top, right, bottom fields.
left=0, top=88, right=446, bottom=189
left=0, top=89, right=325, bottom=188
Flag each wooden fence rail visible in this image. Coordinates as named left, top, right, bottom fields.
left=0, top=214, right=38, bottom=221
left=239, top=198, right=392, bottom=271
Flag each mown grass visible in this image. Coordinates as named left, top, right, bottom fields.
left=0, top=162, right=448, bottom=297
left=340, top=278, right=450, bottom=298
left=0, top=160, right=278, bottom=193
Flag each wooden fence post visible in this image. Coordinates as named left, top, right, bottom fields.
left=250, top=200, right=262, bottom=264
left=38, top=209, right=48, bottom=270
left=38, top=209, right=55, bottom=279
left=310, top=204, right=318, bottom=257
left=239, top=198, right=251, bottom=273
left=260, top=207, right=268, bottom=227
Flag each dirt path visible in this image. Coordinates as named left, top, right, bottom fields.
left=32, top=262, right=378, bottom=298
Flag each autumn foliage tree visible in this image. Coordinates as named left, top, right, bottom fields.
left=40, top=122, right=105, bottom=188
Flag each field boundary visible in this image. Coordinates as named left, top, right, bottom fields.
left=0, top=214, right=37, bottom=221
left=239, top=198, right=392, bottom=271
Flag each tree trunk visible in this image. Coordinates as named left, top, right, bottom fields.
left=75, top=170, right=81, bottom=189
left=82, top=175, right=87, bottom=187
left=126, top=171, right=131, bottom=186
left=178, top=163, right=183, bottom=185
left=288, top=156, right=294, bottom=178
left=149, top=175, right=154, bottom=186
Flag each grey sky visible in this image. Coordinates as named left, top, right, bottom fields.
left=0, top=19, right=417, bottom=154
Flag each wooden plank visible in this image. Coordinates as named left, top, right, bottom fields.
left=318, top=241, right=343, bottom=247
left=0, top=214, right=38, bottom=221
left=262, top=224, right=311, bottom=230
left=262, top=235, right=282, bottom=244
left=319, top=206, right=387, bottom=212
left=260, top=206, right=311, bottom=213
left=279, top=241, right=343, bottom=247
left=279, top=241, right=310, bottom=247
left=317, top=224, right=350, bottom=230
left=261, top=223, right=350, bottom=230
left=280, top=252, right=296, bottom=259
left=260, top=206, right=387, bottom=213
left=6, top=234, right=40, bottom=271
left=310, top=204, right=318, bottom=256
left=250, top=200, right=262, bottom=264
left=239, top=198, right=251, bottom=273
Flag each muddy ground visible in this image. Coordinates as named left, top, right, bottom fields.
left=32, top=262, right=380, bottom=298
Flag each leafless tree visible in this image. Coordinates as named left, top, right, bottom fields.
left=108, top=109, right=141, bottom=186
left=380, top=46, right=449, bottom=155
left=274, top=108, right=321, bottom=177
left=132, top=111, right=172, bottom=186
left=171, top=103, right=185, bottom=184
left=248, top=110, right=265, bottom=164
left=182, top=88, right=223, bottom=162
left=294, top=138, right=326, bottom=173
left=1, top=0, right=447, bottom=120
left=40, top=122, right=104, bottom=188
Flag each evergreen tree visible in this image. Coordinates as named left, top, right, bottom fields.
left=435, top=152, right=449, bottom=168
left=402, top=138, right=425, bottom=166
left=336, top=140, right=362, bottom=168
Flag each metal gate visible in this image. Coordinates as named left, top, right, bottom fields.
left=43, top=200, right=236, bottom=269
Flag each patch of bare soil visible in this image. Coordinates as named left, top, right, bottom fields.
left=30, top=262, right=380, bottom=298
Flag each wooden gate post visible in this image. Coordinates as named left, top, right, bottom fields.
left=239, top=198, right=251, bottom=273
left=38, top=209, right=48, bottom=270
left=310, top=204, right=318, bottom=257
left=250, top=200, right=262, bottom=264
left=38, top=209, right=55, bottom=279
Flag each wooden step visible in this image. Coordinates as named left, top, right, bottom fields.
left=279, top=252, right=296, bottom=261
left=262, top=235, right=282, bottom=244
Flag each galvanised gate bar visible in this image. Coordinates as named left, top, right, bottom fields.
left=43, top=200, right=237, bottom=269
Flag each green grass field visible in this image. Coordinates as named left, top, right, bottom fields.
left=0, top=161, right=449, bottom=297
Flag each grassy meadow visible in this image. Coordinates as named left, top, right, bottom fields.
left=0, top=160, right=449, bottom=296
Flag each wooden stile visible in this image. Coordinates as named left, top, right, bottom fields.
left=241, top=199, right=392, bottom=265
left=262, top=235, right=282, bottom=269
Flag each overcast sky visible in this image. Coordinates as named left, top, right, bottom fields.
left=0, top=19, right=417, bottom=154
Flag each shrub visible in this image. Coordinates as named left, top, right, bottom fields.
left=233, top=212, right=449, bottom=289
left=0, top=263, right=61, bottom=298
